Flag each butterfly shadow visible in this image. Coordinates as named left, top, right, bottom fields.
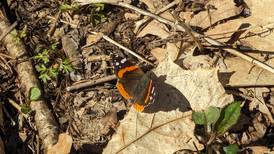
left=143, top=72, right=191, bottom=113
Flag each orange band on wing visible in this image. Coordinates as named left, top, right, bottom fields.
left=116, top=82, right=132, bottom=99
left=133, top=103, right=145, bottom=112
left=144, top=80, right=153, bottom=103
left=117, top=66, right=139, bottom=78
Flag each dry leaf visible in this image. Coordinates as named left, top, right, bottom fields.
left=218, top=57, right=274, bottom=86
left=153, top=59, right=233, bottom=111
left=166, top=42, right=180, bottom=61
left=204, top=0, right=274, bottom=59
left=104, top=59, right=233, bottom=153
left=139, top=0, right=156, bottom=12
left=248, top=88, right=274, bottom=123
left=180, top=0, right=240, bottom=30
left=137, top=20, right=169, bottom=39
left=177, top=55, right=213, bottom=70
left=151, top=47, right=168, bottom=62
left=86, top=33, right=103, bottom=45
left=124, top=13, right=140, bottom=20
left=246, top=146, right=273, bottom=154
left=47, top=133, right=73, bottom=154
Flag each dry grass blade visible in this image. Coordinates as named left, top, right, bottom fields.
left=91, top=32, right=154, bottom=65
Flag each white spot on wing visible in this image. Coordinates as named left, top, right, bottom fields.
left=151, top=87, right=155, bottom=93
left=121, top=58, right=127, bottom=64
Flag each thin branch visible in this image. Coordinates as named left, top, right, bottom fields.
left=0, top=21, right=17, bottom=41
left=172, top=12, right=204, bottom=52
left=134, top=0, right=179, bottom=33
left=46, top=16, right=78, bottom=28
left=66, top=74, right=116, bottom=91
left=91, top=32, right=154, bottom=65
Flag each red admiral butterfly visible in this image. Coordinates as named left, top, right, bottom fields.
left=112, top=55, right=156, bottom=112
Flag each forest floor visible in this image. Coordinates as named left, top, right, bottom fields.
left=0, top=0, right=274, bottom=153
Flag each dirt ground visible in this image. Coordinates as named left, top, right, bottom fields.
left=0, top=0, right=274, bottom=153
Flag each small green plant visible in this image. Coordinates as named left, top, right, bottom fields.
left=90, top=3, right=106, bottom=26
left=29, top=87, right=41, bottom=101
left=59, top=3, right=80, bottom=12
left=192, top=101, right=241, bottom=154
left=10, top=27, right=27, bottom=43
left=59, top=58, right=74, bottom=74
left=34, top=42, right=74, bottom=83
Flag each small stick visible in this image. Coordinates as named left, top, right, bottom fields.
left=87, top=55, right=111, bottom=62
left=2, top=105, right=16, bottom=126
left=7, top=98, right=29, bottom=118
left=0, top=53, right=16, bottom=59
left=134, top=0, right=179, bottom=33
left=66, top=74, right=116, bottom=91
left=172, top=12, right=204, bottom=52
left=0, top=21, right=17, bottom=41
left=46, top=15, right=78, bottom=28
left=48, top=11, right=62, bottom=37
left=91, top=32, right=154, bottom=65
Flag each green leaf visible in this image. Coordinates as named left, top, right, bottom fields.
left=29, top=87, right=41, bottom=101
left=59, top=59, right=74, bottom=74
left=59, top=3, right=80, bottom=12
left=50, top=42, right=58, bottom=50
left=39, top=73, right=51, bottom=83
left=91, top=13, right=106, bottom=25
left=20, top=104, right=32, bottom=114
left=48, top=67, right=59, bottom=78
left=35, top=64, right=47, bottom=72
left=34, top=49, right=49, bottom=63
left=205, top=106, right=220, bottom=125
left=192, top=111, right=206, bottom=125
left=93, top=3, right=105, bottom=11
left=216, top=101, right=241, bottom=135
left=223, top=144, right=239, bottom=154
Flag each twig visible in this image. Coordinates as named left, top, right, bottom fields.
left=7, top=98, right=29, bottom=118
left=66, top=74, right=116, bottom=91
left=207, top=41, right=274, bottom=74
left=172, top=12, right=204, bottom=52
left=134, top=0, right=179, bottom=33
left=207, top=22, right=274, bottom=37
left=0, top=53, right=16, bottom=59
left=0, top=21, right=17, bottom=41
left=2, top=105, right=16, bottom=126
left=91, top=32, right=154, bottom=65
left=48, top=11, right=62, bottom=37
left=115, top=111, right=192, bottom=154
left=46, top=16, right=78, bottom=28
left=87, top=55, right=111, bottom=62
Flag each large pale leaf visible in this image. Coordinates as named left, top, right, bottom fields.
left=104, top=59, right=233, bottom=153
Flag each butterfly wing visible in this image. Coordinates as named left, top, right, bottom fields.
left=112, top=54, right=156, bottom=111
